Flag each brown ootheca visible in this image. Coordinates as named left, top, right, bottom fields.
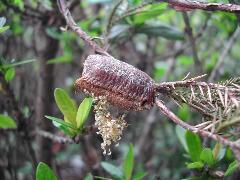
left=75, top=54, right=156, bottom=111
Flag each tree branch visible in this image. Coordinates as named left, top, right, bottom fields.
left=164, top=0, right=240, bottom=13
left=155, top=99, right=240, bottom=164
left=57, top=0, right=110, bottom=56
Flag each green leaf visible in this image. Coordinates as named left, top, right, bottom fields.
left=132, top=172, right=148, bottom=180
left=47, top=54, right=72, bottom=64
left=54, top=88, right=77, bottom=127
left=76, top=97, right=92, bottom=129
left=182, top=177, right=206, bottom=180
left=2, top=59, right=36, bottom=69
left=224, top=160, right=238, bottom=176
left=52, top=121, right=76, bottom=137
left=108, top=24, right=131, bottom=39
left=0, top=115, right=17, bottom=129
left=137, top=24, right=184, bottom=40
left=36, top=162, right=57, bottom=180
left=185, top=131, right=202, bottom=162
left=0, top=17, right=6, bottom=27
left=0, top=26, right=9, bottom=34
left=187, top=161, right=204, bottom=169
left=200, top=148, right=215, bottom=166
left=84, top=173, right=93, bottom=180
left=213, top=143, right=226, bottom=162
left=4, top=68, right=15, bottom=82
left=101, top=162, right=123, bottom=178
left=45, top=116, right=76, bottom=130
left=133, top=3, right=168, bottom=24
left=175, top=125, right=188, bottom=152
left=123, top=144, right=134, bottom=180
left=178, top=104, right=190, bottom=121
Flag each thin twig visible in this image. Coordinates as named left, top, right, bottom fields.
left=57, top=0, right=110, bottom=56
left=208, top=27, right=240, bottom=82
left=164, top=0, right=240, bottom=13
left=182, top=12, right=203, bottom=74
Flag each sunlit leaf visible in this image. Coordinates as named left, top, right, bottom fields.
left=5, top=68, right=15, bottom=82
left=54, top=88, right=77, bottom=127
left=187, top=161, right=204, bottom=169
left=200, top=148, right=215, bottom=166
left=224, top=160, right=238, bottom=176
left=36, top=162, right=57, bottom=180
left=0, top=115, right=17, bottom=129
left=76, top=97, right=92, bottom=129
left=45, top=116, right=76, bottom=130
left=0, top=26, right=9, bottom=34
left=185, top=131, right=202, bottom=162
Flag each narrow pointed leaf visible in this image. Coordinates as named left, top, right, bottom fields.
left=123, top=144, right=134, bottom=180
left=45, top=116, right=76, bottom=130
left=76, top=97, right=92, bottom=129
left=224, top=160, right=238, bottom=176
left=54, top=88, right=77, bottom=127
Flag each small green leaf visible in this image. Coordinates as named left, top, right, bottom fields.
left=200, top=148, right=215, bottom=166
left=175, top=125, right=188, bottom=152
left=0, top=115, right=17, bottom=129
left=45, top=116, right=76, bottom=130
left=132, top=172, right=148, bottom=180
left=178, top=104, right=190, bottom=121
left=213, top=143, right=226, bottom=162
left=2, top=59, right=36, bottom=69
left=52, top=121, right=76, bottom=137
left=5, top=68, right=15, bottom=82
left=0, top=17, right=6, bottom=27
left=0, top=26, right=9, bottom=34
left=36, top=162, right=57, bottom=180
left=224, top=160, right=238, bottom=176
left=123, top=144, right=134, bottom=180
left=187, top=161, right=204, bottom=169
left=47, top=54, right=72, bottom=64
left=54, top=88, right=77, bottom=127
left=137, top=24, right=184, bottom=40
left=101, top=162, right=123, bottom=178
left=133, top=3, right=167, bottom=24
left=185, top=131, right=202, bottom=162
left=76, top=97, right=92, bottom=129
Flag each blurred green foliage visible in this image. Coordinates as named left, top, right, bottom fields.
left=1, top=0, right=240, bottom=179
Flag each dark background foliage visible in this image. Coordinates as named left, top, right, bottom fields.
left=0, top=0, right=240, bottom=179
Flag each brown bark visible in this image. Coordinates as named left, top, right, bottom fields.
left=35, top=25, right=59, bottom=165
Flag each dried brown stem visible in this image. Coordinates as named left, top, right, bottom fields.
left=164, top=0, right=240, bottom=13
left=57, top=0, right=110, bottom=56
